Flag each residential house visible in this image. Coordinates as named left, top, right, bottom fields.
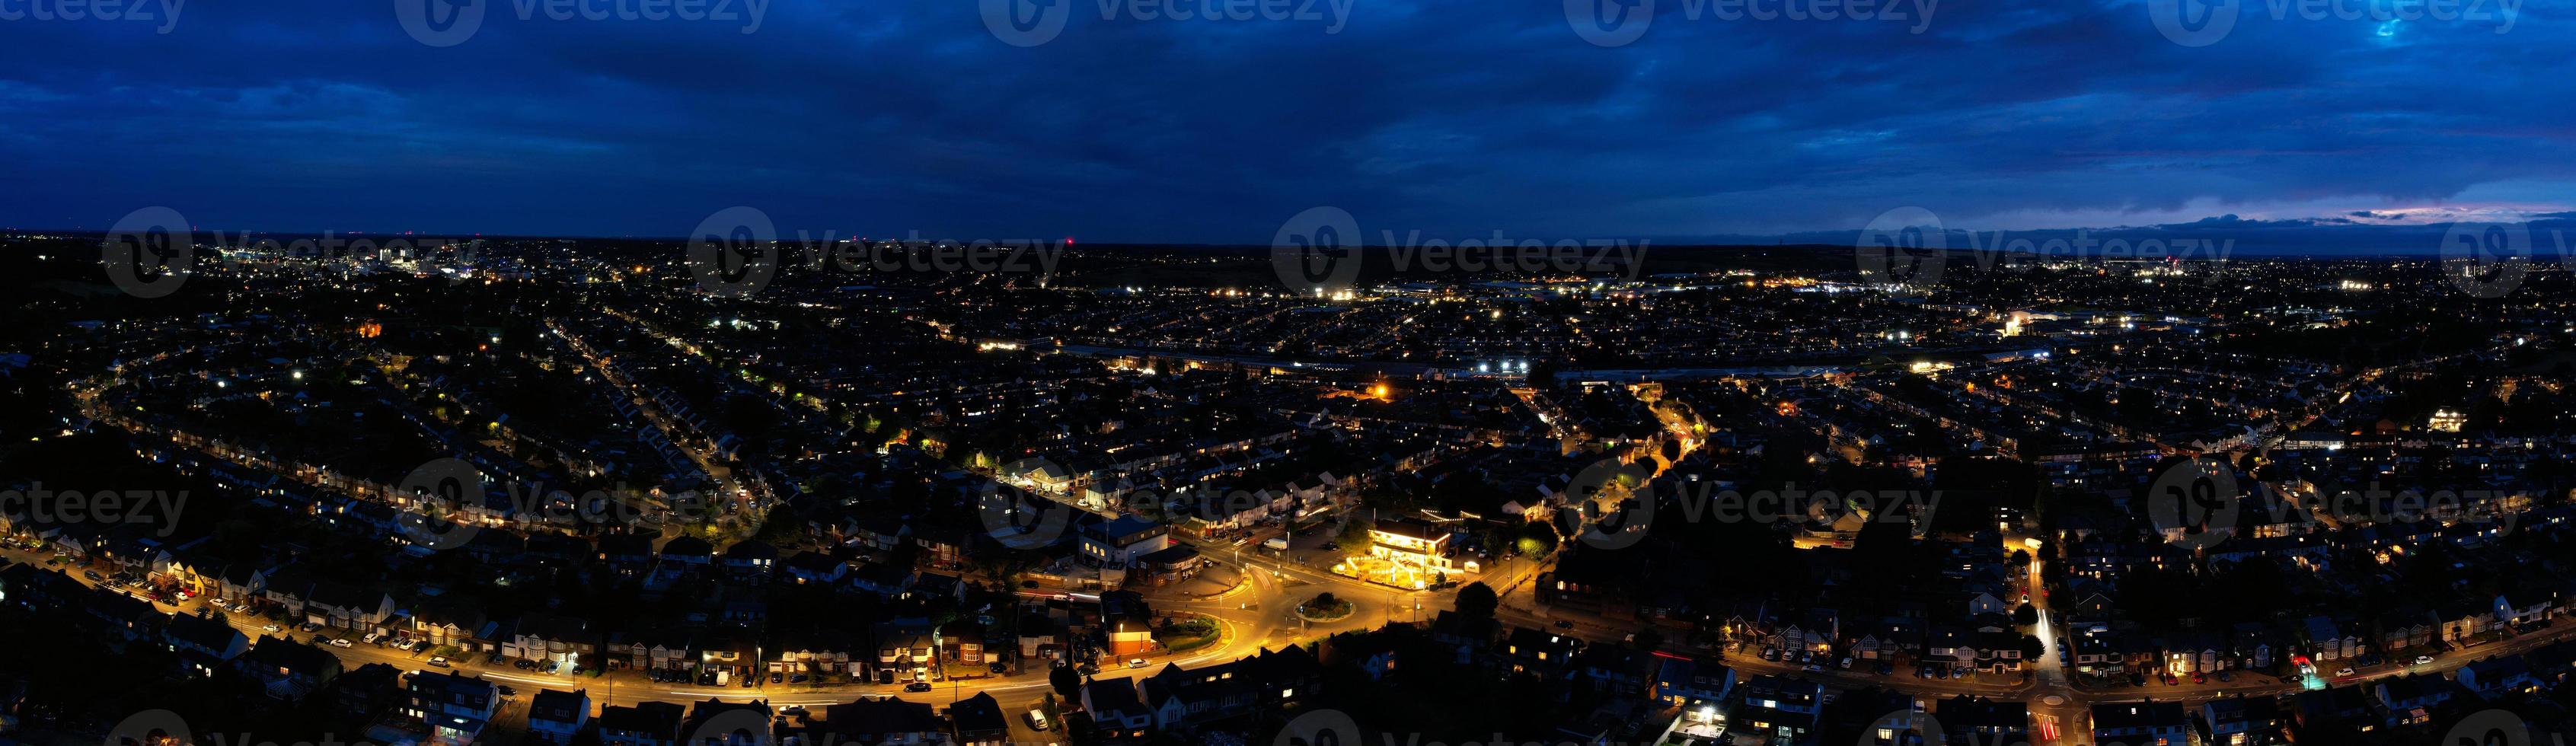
left=2200, top=697, right=2287, bottom=746
left=2456, top=655, right=2537, bottom=700
left=678, top=698, right=771, bottom=746
left=2091, top=700, right=2186, bottom=746
left=819, top=697, right=943, bottom=746
left=1731, top=674, right=1821, bottom=744
left=949, top=692, right=1010, bottom=746
left=238, top=640, right=341, bottom=701
left=1084, top=676, right=1154, bottom=741
left=2373, top=674, right=2454, bottom=726
left=162, top=614, right=250, bottom=677
left=527, top=689, right=590, bottom=745
left=599, top=701, right=687, bottom=746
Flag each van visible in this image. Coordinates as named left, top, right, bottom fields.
left=1026, top=709, right=1052, bottom=731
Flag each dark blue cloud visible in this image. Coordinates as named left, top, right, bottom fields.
left=0, top=0, right=2565, bottom=243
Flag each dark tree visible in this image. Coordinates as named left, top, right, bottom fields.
left=1454, top=582, right=1499, bottom=622
left=1050, top=663, right=1080, bottom=702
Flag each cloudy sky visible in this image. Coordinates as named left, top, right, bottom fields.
left=1, top=0, right=2565, bottom=245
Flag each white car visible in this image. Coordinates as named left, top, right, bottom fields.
left=2335, top=666, right=2356, bottom=677
left=362, top=633, right=381, bottom=644
left=2415, top=655, right=2436, bottom=665
left=263, top=624, right=282, bottom=633
left=330, top=638, right=353, bottom=649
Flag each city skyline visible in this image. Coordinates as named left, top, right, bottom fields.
left=10, top=2, right=2576, bottom=745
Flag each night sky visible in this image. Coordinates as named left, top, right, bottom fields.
left=2, top=0, right=2564, bottom=244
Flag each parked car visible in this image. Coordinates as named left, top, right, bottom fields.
left=262, top=624, right=282, bottom=633
left=990, top=662, right=1009, bottom=674
left=362, top=633, right=381, bottom=644
left=1553, top=620, right=1574, bottom=630
left=1128, top=658, right=1148, bottom=668
left=330, top=638, right=353, bottom=649
left=1875, top=662, right=1894, bottom=675
left=1837, top=657, right=1853, bottom=669
left=1802, top=664, right=1825, bottom=673
left=905, top=682, right=934, bottom=693
left=2415, top=654, right=2437, bottom=665
left=427, top=656, right=450, bottom=668
left=771, top=672, right=784, bottom=684
left=83, top=570, right=103, bottom=581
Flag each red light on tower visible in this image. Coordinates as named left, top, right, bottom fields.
left=1064, top=237, right=1074, bottom=246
